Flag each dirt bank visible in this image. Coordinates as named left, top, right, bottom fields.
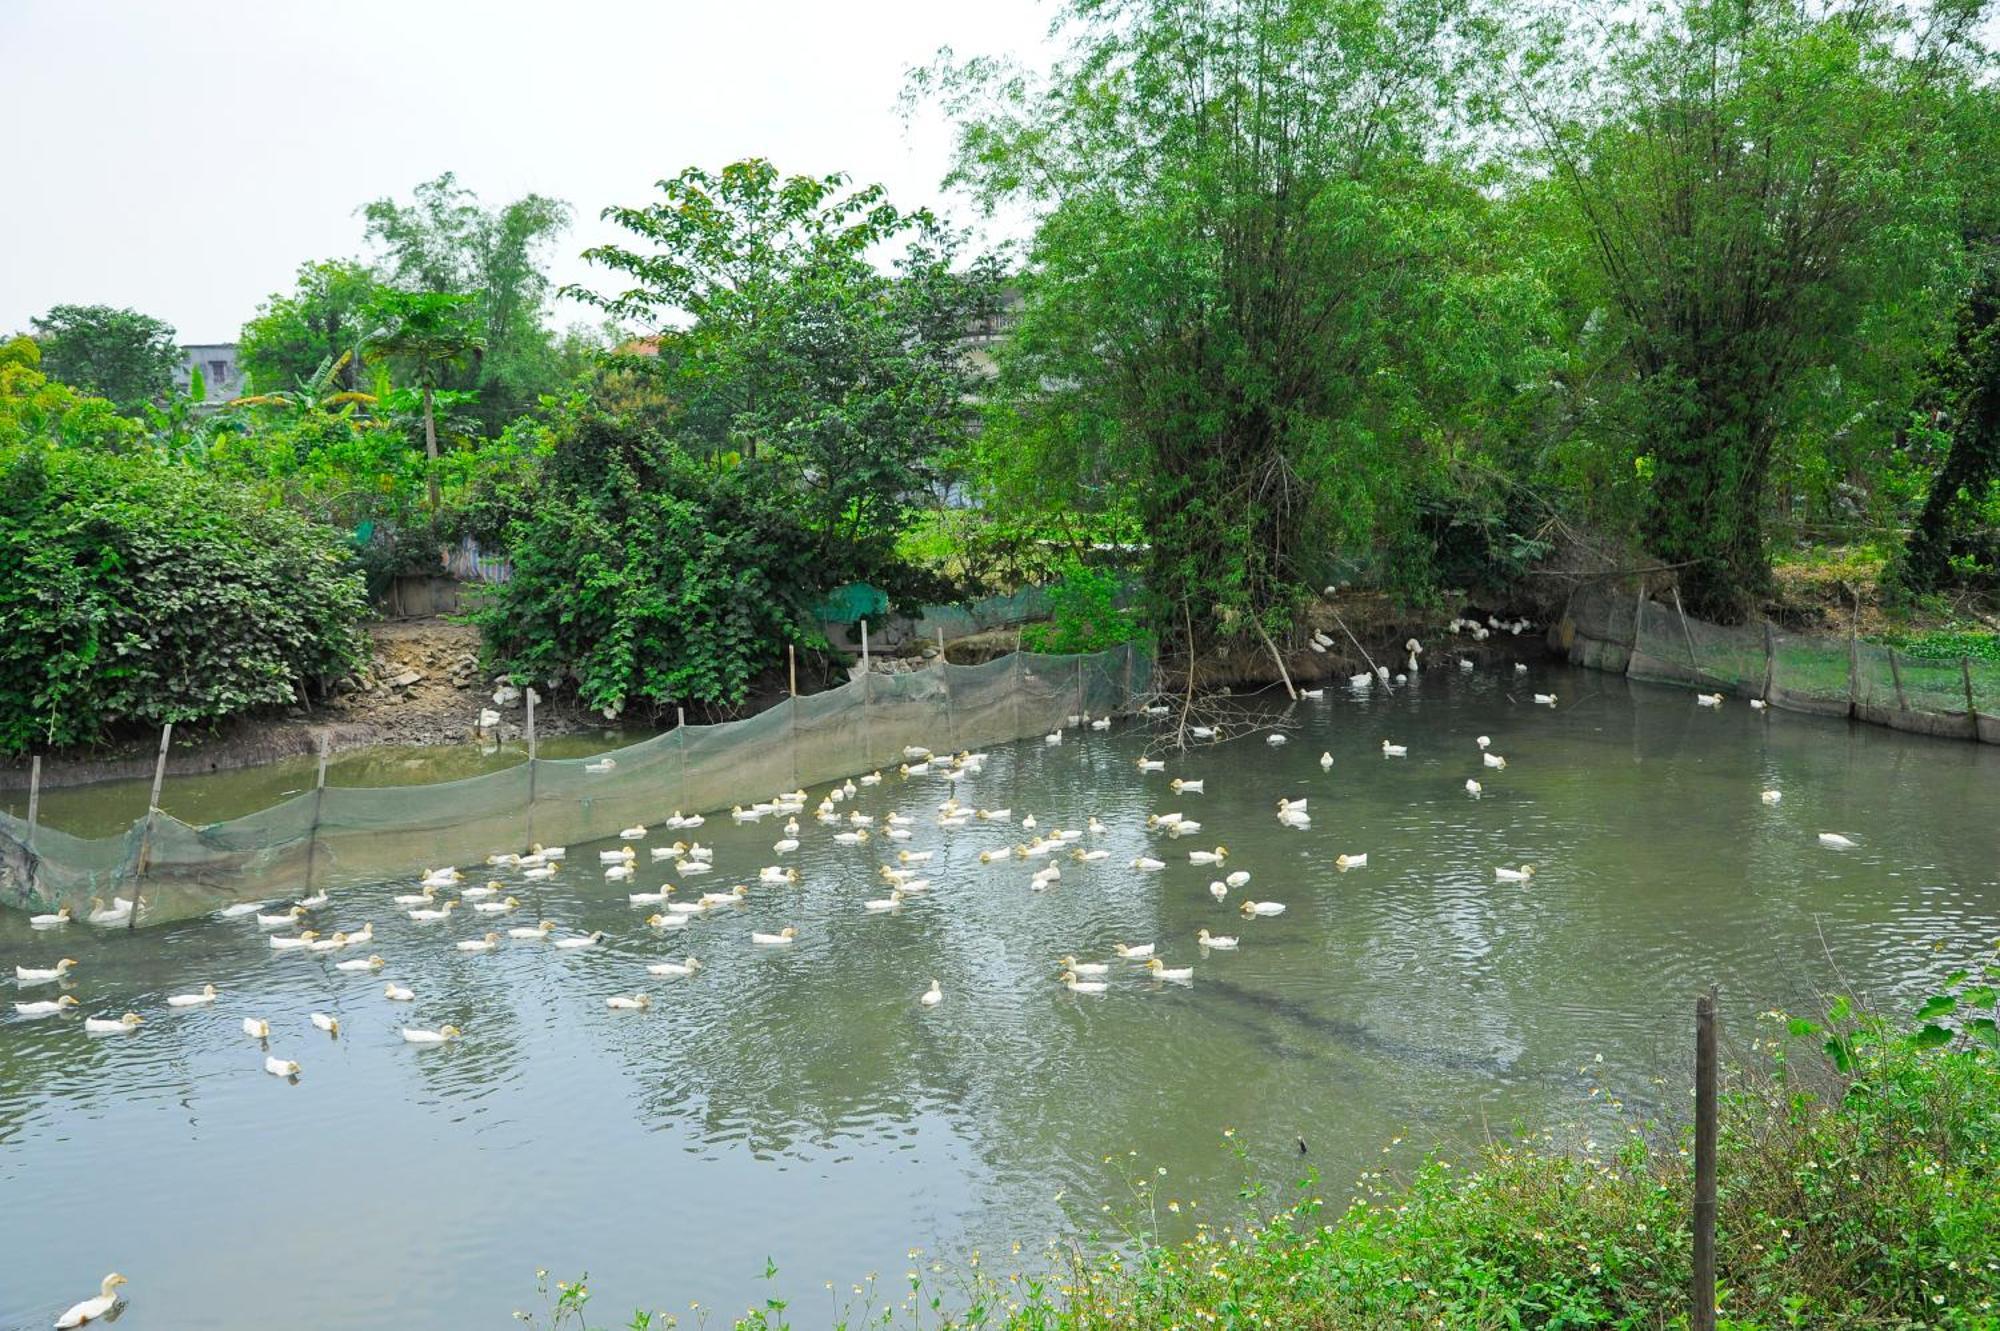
left=1, top=619, right=599, bottom=792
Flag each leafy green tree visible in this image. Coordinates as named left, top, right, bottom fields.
left=1525, top=0, right=1980, bottom=620
left=468, top=407, right=824, bottom=714
left=0, top=335, right=144, bottom=451
left=571, top=158, right=1004, bottom=582
left=0, top=442, right=367, bottom=753
left=365, top=290, right=485, bottom=514
left=918, top=0, right=1538, bottom=650
left=364, top=173, right=572, bottom=429
left=1900, top=249, right=2000, bottom=591
left=28, top=303, right=182, bottom=413
left=238, top=259, right=381, bottom=395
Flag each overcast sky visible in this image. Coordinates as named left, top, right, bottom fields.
left=0, top=0, right=1055, bottom=342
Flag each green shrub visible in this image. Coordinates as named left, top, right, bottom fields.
left=1021, top=560, right=1143, bottom=655
left=468, top=410, right=829, bottom=715
left=0, top=444, right=368, bottom=753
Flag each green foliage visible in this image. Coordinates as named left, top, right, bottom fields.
left=364, top=172, right=573, bottom=432
left=1531, top=0, right=1978, bottom=620
left=238, top=259, right=381, bottom=396
left=0, top=336, right=143, bottom=452
left=1877, top=627, right=2000, bottom=664
left=0, top=443, right=367, bottom=754
left=468, top=407, right=830, bottom=716
left=1021, top=560, right=1143, bottom=655
left=572, top=158, right=1003, bottom=585
left=365, top=289, right=486, bottom=514
left=27, top=303, right=183, bottom=414
left=921, top=0, right=1552, bottom=652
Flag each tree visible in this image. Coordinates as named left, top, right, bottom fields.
left=918, top=0, right=1536, bottom=651
left=28, top=303, right=181, bottom=413
left=1526, top=0, right=1979, bottom=620
left=0, top=335, right=143, bottom=452
left=365, top=290, right=485, bottom=515
left=571, top=158, right=1003, bottom=580
left=364, top=173, right=572, bottom=430
left=238, top=259, right=381, bottom=395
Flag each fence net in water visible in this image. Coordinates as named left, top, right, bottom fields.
left=1625, top=598, right=2000, bottom=743
left=0, top=643, right=1154, bottom=924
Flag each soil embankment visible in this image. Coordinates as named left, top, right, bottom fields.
left=0, top=619, right=597, bottom=791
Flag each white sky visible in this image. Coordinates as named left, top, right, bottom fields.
left=0, top=0, right=1055, bottom=343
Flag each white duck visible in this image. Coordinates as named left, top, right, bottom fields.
left=14, top=995, right=79, bottom=1016
left=1533, top=693, right=1557, bottom=706
left=553, top=930, right=606, bottom=950
left=1059, top=970, right=1107, bottom=994
left=646, top=958, right=703, bottom=978
left=460, top=881, right=501, bottom=901
left=1239, top=900, right=1287, bottom=917
left=1113, top=942, right=1156, bottom=960
left=606, top=993, right=652, bottom=1010
left=1145, top=958, right=1194, bottom=982
left=751, top=927, right=798, bottom=946
left=475, top=896, right=522, bottom=915
left=1495, top=865, right=1536, bottom=882
left=268, top=931, right=320, bottom=951
left=1696, top=692, right=1723, bottom=707
left=264, top=1055, right=301, bottom=1078
left=1171, top=778, right=1205, bottom=794
left=1483, top=752, right=1508, bottom=769
left=335, top=954, right=386, bottom=972
left=1381, top=741, right=1408, bottom=757
left=55, top=1273, right=127, bottom=1329
left=1818, top=832, right=1857, bottom=849
left=1131, top=856, right=1166, bottom=872
left=167, top=983, right=219, bottom=1008
left=920, top=979, right=944, bottom=1007
left=456, top=933, right=502, bottom=954
left=864, top=890, right=906, bottom=912
left=85, top=1013, right=143, bottom=1035
left=242, top=1017, right=271, bottom=1039
left=407, top=901, right=457, bottom=923
left=1208, top=879, right=1228, bottom=901
left=1466, top=778, right=1483, bottom=797
left=523, top=862, right=561, bottom=881
left=1136, top=758, right=1166, bottom=773
left=256, top=906, right=305, bottom=927
left=1335, top=853, right=1369, bottom=869
left=296, top=889, right=330, bottom=910
left=392, top=886, right=437, bottom=908
left=402, top=1025, right=462, bottom=1045
left=618, top=825, right=648, bottom=841
left=1225, top=869, right=1252, bottom=888
left=1319, top=751, right=1333, bottom=770
left=1188, top=847, right=1228, bottom=866
left=1196, top=929, right=1238, bottom=949
left=310, top=1012, right=340, bottom=1035
left=510, top=920, right=558, bottom=941
left=383, top=983, right=415, bottom=1002
left=30, top=905, right=72, bottom=929
left=15, top=958, right=77, bottom=983
left=1057, top=956, right=1110, bottom=976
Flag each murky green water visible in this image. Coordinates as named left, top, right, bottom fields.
left=4, top=664, right=1998, bottom=1329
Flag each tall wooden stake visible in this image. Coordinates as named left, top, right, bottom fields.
left=524, top=688, right=538, bottom=846
left=1964, top=656, right=1981, bottom=740
left=24, top=754, right=41, bottom=903
left=1692, top=989, right=1719, bottom=1331
left=303, top=734, right=330, bottom=900
left=860, top=619, right=873, bottom=769
left=676, top=707, right=688, bottom=812
left=1887, top=647, right=1908, bottom=713
left=1760, top=621, right=1777, bottom=703
left=1670, top=586, right=1702, bottom=686
left=130, top=721, right=172, bottom=930
left=787, top=644, right=800, bottom=788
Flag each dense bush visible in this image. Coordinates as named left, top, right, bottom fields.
left=1020, top=559, right=1144, bottom=655
left=0, top=444, right=368, bottom=753
left=467, top=410, right=830, bottom=716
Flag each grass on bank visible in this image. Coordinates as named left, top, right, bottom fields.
left=524, top=962, right=2000, bottom=1331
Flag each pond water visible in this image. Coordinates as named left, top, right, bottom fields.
left=4, top=663, right=1999, bottom=1330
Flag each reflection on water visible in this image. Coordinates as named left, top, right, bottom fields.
left=4, top=664, right=1999, bottom=1329
left=1, top=730, right=651, bottom=838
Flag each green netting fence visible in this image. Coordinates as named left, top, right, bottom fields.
left=0, top=642, right=1155, bottom=925
left=1625, top=596, right=2000, bottom=743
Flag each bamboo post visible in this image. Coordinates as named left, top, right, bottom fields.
left=1887, top=647, right=1908, bottom=713
left=129, top=722, right=172, bottom=930
left=302, top=735, right=330, bottom=901
left=939, top=627, right=957, bottom=751
left=1692, top=989, right=1719, bottom=1331
left=676, top=707, right=688, bottom=812
left=1123, top=640, right=1135, bottom=711
left=1963, top=657, right=1981, bottom=740
left=1013, top=641, right=1023, bottom=740
left=1760, top=621, right=1777, bottom=703
left=24, top=751, right=41, bottom=895
left=524, top=688, right=537, bottom=846
left=1670, top=586, right=1702, bottom=687
left=1848, top=591, right=1861, bottom=716
left=860, top=619, right=874, bottom=770
left=788, top=644, right=800, bottom=788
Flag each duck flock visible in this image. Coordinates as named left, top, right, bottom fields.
left=9, top=647, right=1860, bottom=1327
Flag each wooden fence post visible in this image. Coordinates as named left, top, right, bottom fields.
left=1848, top=595, right=1861, bottom=717
left=524, top=688, right=538, bottom=847
left=302, top=735, right=330, bottom=901
left=1760, top=622, right=1777, bottom=703
left=860, top=619, right=874, bottom=770
left=1692, top=989, right=1719, bottom=1331
left=24, top=751, right=41, bottom=895
left=129, top=722, right=172, bottom=930
left=1670, top=586, right=1703, bottom=686
left=676, top=707, right=688, bottom=812
left=1960, top=651, right=1976, bottom=735
left=1887, top=647, right=1909, bottom=713
left=788, top=644, right=800, bottom=788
